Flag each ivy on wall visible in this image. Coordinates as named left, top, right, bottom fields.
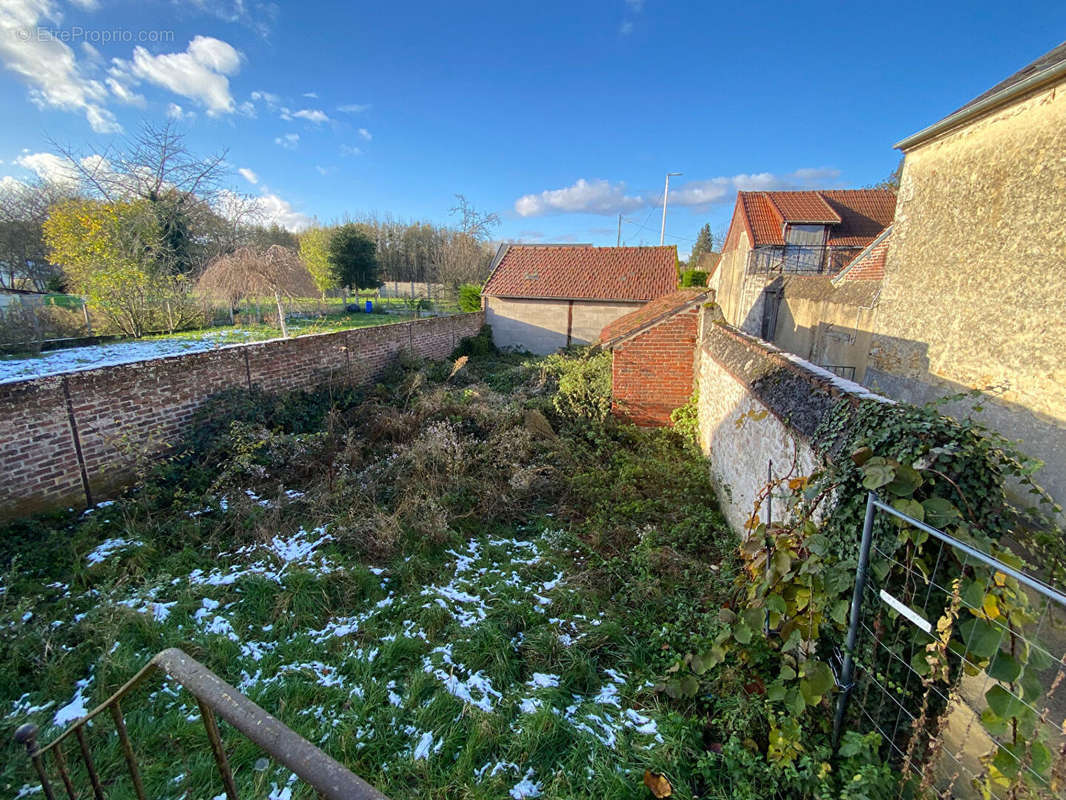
left=661, top=390, right=1065, bottom=796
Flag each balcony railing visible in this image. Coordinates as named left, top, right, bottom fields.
left=14, top=647, right=389, bottom=800
left=746, top=245, right=861, bottom=275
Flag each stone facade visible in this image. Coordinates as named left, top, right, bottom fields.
left=0, top=313, right=484, bottom=519
left=870, top=74, right=1066, bottom=508
left=485, top=296, right=642, bottom=354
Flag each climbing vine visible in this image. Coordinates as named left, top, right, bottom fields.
left=662, top=392, right=1065, bottom=797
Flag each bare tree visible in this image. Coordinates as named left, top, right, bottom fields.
left=196, top=246, right=317, bottom=337
left=450, top=194, right=500, bottom=241
left=0, top=180, right=75, bottom=290
left=51, top=122, right=230, bottom=275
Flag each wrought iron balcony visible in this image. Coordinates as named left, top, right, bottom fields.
left=746, top=245, right=860, bottom=275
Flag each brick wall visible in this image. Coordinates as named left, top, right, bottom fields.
left=610, top=305, right=701, bottom=426
left=0, top=313, right=483, bottom=519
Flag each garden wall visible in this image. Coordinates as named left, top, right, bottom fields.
left=0, top=313, right=483, bottom=519
left=695, top=308, right=889, bottom=534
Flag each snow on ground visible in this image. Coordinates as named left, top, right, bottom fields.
left=0, top=330, right=259, bottom=384
left=16, top=522, right=667, bottom=797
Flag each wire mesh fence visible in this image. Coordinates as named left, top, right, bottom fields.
left=836, top=493, right=1066, bottom=798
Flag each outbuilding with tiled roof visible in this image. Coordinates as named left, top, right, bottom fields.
left=599, top=289, right=710, bottom=427
left=481, top=244, right=678, bottom=354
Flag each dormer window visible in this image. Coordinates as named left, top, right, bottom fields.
left=784, top=224, right=827, bottom=246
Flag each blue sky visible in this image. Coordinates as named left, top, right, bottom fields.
left=1, top=1, right=1064, bottom=257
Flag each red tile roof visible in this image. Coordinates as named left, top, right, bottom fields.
left=600, top=289, right=709, bottom=347
left=732, top=189, right=896, bottom=248
left=483, top=244, right=677, bottom=302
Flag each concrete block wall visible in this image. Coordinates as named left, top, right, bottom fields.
left=610, top=305, right=701, bottom=426
left=0, top=313, right=483, bottom=519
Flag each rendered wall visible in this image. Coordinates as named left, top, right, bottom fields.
left=0, top=313, right=483, bottom=519
left=485, top=296, right=642, bottom=354
left=869, top=77, right=1066, bottom=508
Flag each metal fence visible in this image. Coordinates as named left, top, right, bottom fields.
left=14, top=647, right=388, bottom=800
left=834, top=493, right=1066, bottom=798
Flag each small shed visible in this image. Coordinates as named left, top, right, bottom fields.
left=481, top=244, right=677, bottom=354
left=599, top=289, right=710, bottom=426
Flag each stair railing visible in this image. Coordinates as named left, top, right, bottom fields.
left=14, top=647, right=389, bottom=800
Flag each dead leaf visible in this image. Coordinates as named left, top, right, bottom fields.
left=643, top=770, right=672, bottom=798
left=448, top=355, right=469, bottom=380
left=523, top=409, right=557, bottom=440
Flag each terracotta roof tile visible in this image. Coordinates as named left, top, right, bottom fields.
left=766, top=193, right=841, bottom=224
left=600, top=289, right=708, bottom=346
left=483, top=245, right=677, bottom=302
left=732, top=189, right=895, bottom=249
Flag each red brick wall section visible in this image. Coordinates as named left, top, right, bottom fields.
left=610, top=306, right=700, bottom=426
left=0, top=313, right=483, bottom=519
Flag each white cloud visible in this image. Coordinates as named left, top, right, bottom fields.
left=275, top=133, right=299, bottom=150
left=254, top=192, right=312, bottom=231
left=0, top=0, right=120, bottom=132
left=357, top=127, right=372, bottom=141
left=666, top=168, right=842, bottom=206
left=69, top=0, right=101, bottom=9
left=337, top=103, right=370, bottom=113
left=303, top=91, right=318, bottom=98
left=238, top=167, right=259, bottom=184
left=251, top=90, right=280, bottom=105
left=515, top=178, right=645, bottom=217
left=293, top=108, right=330, bottom=124
left=625, top=0, right=644, bottom=10
left=110, top=36, right=242, bottom=115
left=514, top=168, right=842, bottom=217
left=14, top=151, right=111, bottom=188
left=185, top=1, right=278, bottom=39
left=620, top=20, right=634, bottom=35
left=340, top=144, right=362, bottom=157
left=314, top=165, right=332, bottom=176
left=165, top=102, right=195, bottom=120
left=106, top=76, right=146, bottom=106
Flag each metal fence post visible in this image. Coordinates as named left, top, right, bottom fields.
left=832, top=491, right=877, bottom=750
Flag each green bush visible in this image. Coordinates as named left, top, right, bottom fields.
left=451, top=324, right=498, bottom=359
left=457, top=283, right=482, bottom=312
left=680, top=269, right=708, bottom=288
left=542, top=348, right=612, bottom=423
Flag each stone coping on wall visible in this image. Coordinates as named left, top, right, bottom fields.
left=702, top=319, right=891, bottom=445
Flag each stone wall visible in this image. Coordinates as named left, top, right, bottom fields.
left=610, top=304, right=701, bottom=426
left=695, top=310, right=888, bottom=535
left=0, top=313, right=483, bottom=519
left=870, top=75, right=1066, bottom=508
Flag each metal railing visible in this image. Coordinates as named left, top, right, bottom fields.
left=820, top=364, right=857, bottom=381
left=746, top=245, right=861, bottom=275
left=834, top=493, right=1066, bottom=798
left=14, top=647, right=389, bottom=800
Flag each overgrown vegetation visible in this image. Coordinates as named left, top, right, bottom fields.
left=686, top=393, right=1066, bottom=799
left=0, top=345, right=742, bottom=799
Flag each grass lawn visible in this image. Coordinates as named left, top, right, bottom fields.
left=144, top=309, right=422, bottom=345
left=1, top=347, right=740, bottom=799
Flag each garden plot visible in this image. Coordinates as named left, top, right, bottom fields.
left=4, top=521, right=672, bottom=800
left=0, top=330, right=257, bottom=384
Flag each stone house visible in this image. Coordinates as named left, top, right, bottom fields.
left=481, top=244, right=677, bottom=354
left=599, top=289, right=709, bottom=426
left=710, top=189, right=896, bottom=372
left=864, top=40, right=1066, bottom=510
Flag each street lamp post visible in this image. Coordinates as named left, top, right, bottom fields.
left=660, top=172, right=682, bottom=246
